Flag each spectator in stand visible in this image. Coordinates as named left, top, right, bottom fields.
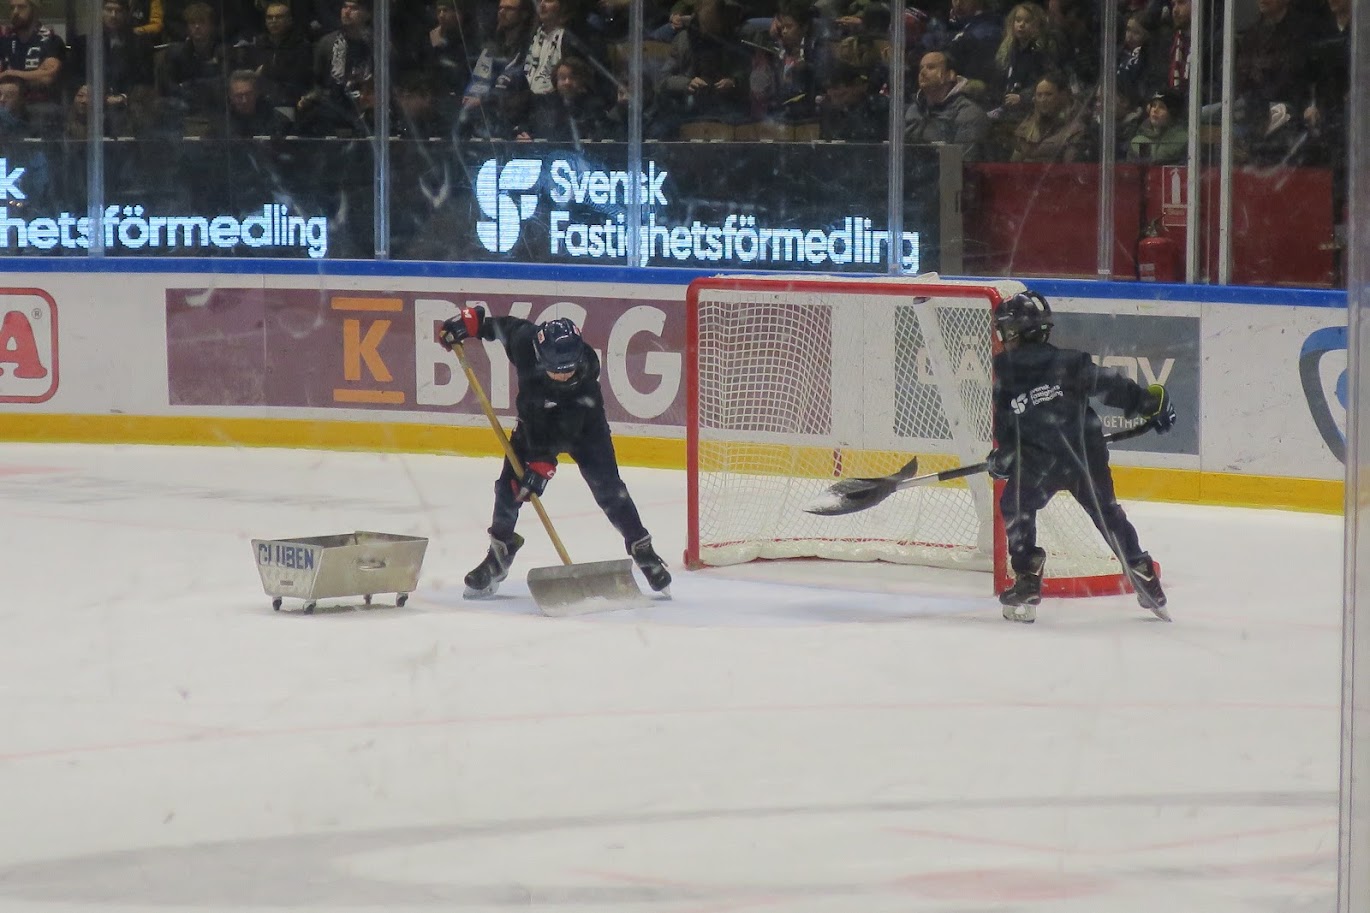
left=818, top=59, right=885, bottom=140
left=68, top=0, right=156, bottom=133
left=221, top=68, right=293, bottom=136
left=428, top=0, right=482, bottom=97
left=1234, top=0, right=1317, bottom=156
left=1156, top=0, right=1212, bottom=102
left=1161, top=0, right=1194, bottom=95
left=657, top=0, right=751, bottom=131
left=904, top=49, right=990, bottom=159
left=1010, top=70, right=1094, bottom=162
left=649, top=0, right=693, bottom=43
left=235, top=1, right=313, bottom=107
left=1089, top=82, right=1140, bottom=157
left=245, top=0, right=313, bottom=36
left=296, top=0, right=374, bottom=135
left=1304, top=0, right=1347, bottom=167
left=458, top=0, right=535, bottom=138
left=1127, top=87, right=1187, bottom=162
left=65, top=82, right=93, bottom=137
left=65, top=82, right=136, bottom=136
left=129, top=0, right=163, bottom=38
left=1045, top=0, right=1095, bottom=87
left=302, top=0, right=340, bottom=40
left=0, top=80, right=32, bottom=136
left=157, top=1, right=230, bottom=122
left=1116, top=12, right=1164, bottom=117
left=0, top=0, right=65, bottom=106
left=517, top=53, right=619, bottom=141
left=522, top=0, right=603, bottom=102
left=989, top=2, right=1057, bottom=126
left=748, top=0, right=823, bottom=123
left=933, top=0, right=1001, bottom=103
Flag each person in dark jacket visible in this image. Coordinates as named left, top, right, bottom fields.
left=517, top=54, right=620, bottom=141
left=904, top=49, right=990, bottom=159
left=438, top=306, right=672, bottom=598
left=987, top=290, right=1176, bottom=623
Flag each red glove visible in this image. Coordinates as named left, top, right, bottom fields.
left=511, top=460, right=556, bottom=502
left=438, top=305, right=485, bottom=350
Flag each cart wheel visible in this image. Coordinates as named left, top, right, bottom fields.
left=364, top=594, right=372, bottom=606
left=396, top=593, right=408, bottom=607
left=304, top=601, right=317, bottom=614
left=272, top=597, right=282, bottom=611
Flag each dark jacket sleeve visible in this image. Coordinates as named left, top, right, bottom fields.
left=1079, top=354, right=1151, bottom=415
left=479, top=314, right=535, bottom=352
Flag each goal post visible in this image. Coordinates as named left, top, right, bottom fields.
left=684, top=273, right=1134, bottom=598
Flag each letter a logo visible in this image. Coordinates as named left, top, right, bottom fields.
left=0, top=289, right=58, bottom=403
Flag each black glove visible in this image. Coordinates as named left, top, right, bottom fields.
left=438, top=305, right=485, bottom=350
left=986, top=447, right=1013, bottom=480
left=1138, top=383, right=1177, bottom=434
left=511, top=460, right=556, bottom=502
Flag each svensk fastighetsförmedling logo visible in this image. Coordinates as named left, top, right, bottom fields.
left=473, top=156, right=920, bottom=270
left=475, top=158, right=542, bottom=254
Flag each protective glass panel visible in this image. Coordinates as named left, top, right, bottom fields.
left=943, top=0, right=1101, bottom=279
left=388, top=0, right=633, bottom=264
left=1342, top=0, right=1368, bottom=900
left=74, top=0, right=367, bottom=260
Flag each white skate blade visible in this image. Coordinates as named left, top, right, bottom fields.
left=1002, top=603, right=1036, bottom=623
left=463, top=582, right=499, bottom=599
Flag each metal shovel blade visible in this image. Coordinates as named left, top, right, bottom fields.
left=527, top=558, right=651, bottom=616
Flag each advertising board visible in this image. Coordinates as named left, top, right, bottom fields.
left=0, top=267, right=1348, bottom=509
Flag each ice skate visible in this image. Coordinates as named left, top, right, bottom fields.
left=629, top=535, right=672, bottom=594
left=999, top=572, right=1041, bottom=623
left=464, top=533, right=524, bottom=599
left=1000, top=552, right=1043, bottom=623
left=1127, top=554, right=1170, bottom=621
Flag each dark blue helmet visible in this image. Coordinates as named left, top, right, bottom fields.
left=534, top=318, right=585, bottom=374
left=994, top=291, right=1053, bottom=344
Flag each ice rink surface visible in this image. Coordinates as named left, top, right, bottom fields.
left=0, top=442, right=1343, bottom=912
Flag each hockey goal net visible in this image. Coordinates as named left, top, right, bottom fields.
left=685, top=273, right=1132, bottom=597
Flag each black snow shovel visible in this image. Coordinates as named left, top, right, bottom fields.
left=452, top=344, right=649, bottom=616
left=803, top=421, right=1160, bottom=517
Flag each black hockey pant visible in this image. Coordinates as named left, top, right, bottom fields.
left=487, top=419, right=649, bottom=552
left=999, top=444, right=1144, bottom=576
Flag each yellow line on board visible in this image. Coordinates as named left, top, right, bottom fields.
left=332, top=389, right=405, bottom=404
left=0, top=413, right=1343, bottom=514
left=331, top=297, right=404, bottom=312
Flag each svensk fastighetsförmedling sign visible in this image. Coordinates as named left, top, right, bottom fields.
left=0, top=157, right=329, bottom=258
left=461, top=142, right=953, bottom=273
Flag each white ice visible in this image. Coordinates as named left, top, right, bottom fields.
left=0, top=442, right=1342, bottom=912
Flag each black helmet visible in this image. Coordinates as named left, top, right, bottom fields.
left=534, top=318, right=585, bottom=374
left=993, top=291, right=1053, bottom=344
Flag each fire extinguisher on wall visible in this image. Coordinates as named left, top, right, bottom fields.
left=1137, top=219, right=1182, bottom=282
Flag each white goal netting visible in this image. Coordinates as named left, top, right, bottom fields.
left=686, top=274, right=1129, bottom=595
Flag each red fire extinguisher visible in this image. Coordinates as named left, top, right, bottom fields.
left=1137, top=220, right=1182, bottom=282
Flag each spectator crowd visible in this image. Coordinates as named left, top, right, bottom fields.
left=0, top=0, right=1348, bottom=162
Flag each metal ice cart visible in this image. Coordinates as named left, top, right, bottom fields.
left=252, top=531, right=429, bottom=613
